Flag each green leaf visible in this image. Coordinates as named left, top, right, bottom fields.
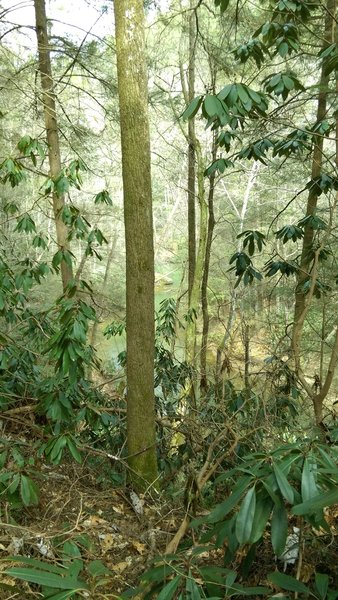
left=55, top=176, right=70, bottom=196
left=157, top=575, right=182, bottom=600
left=267, top=572, right=309, bottom=594
left=186, top=573, right=201, bottom=599
left=66, top=438, right=82, bottom=464
left=215, top=0, right=230, bottom=12
left=14, top=214, right=36, bottom=234
left=141, top=565, right=174, bottom=583
left=43, top=591, right=79, bottom=600
left=282, top=75, right=295, bottom=91
left=271, top=503, right=288, bottom=556
left=20, top=475, right=39, bottom=506
left=203, top=94, right=223, bottom=118
left=8, top=473, right=20, bottom=494
left=50, top=436, right=68, bottom=462
left=87, top=560, right=111, bottom=577
left=301, top=457, right=318, bottom=502
left=292, top=488, right=338, bottom=515
left=273, top=463, right=294, bottom=504
left=63, top=540, right=81, bottom=558
left=235, top=486, right=256, bottom=544
left=230, top=584, right=270, bottom=595
left=11, top=447, right=25, bottom=467
left=250, top=494, right=273, bottom=543
left=207, top=481, right=252, bottom=523
left=6, top=556, right=66, bottom=575
left=94, top=190, right=113, bottom=205
left=278, top=42, right=289, bottom=58
left=181, top=95, right=203, bottom=121
left=5, top=568, right=89, bottom=590
left=237, top=84, right=250, bottom=105
left=315, top=573, right=329, bottom=599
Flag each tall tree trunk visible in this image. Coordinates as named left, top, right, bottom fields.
left=114, top=0, right=158, bottom=489
left=292, top=0, right=335, bottom=369
left=200, top=137, right=216, bottom=393
left=185, top=141, right=207, bottom=371
left=188, top=2, right=196, bottom=301
left=290, top=0, right=337, bottom=426
left=34, top=0, right=73, bottom=292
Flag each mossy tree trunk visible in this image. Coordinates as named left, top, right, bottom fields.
left=185, top=140, right=207, bottom=369
left=292, top=0, right=335, bottom=363
left=34, top=0, right=73, bottom=292
left=291, top=0, right=337, bottom=426
left=187, top=2, right=196, bottom=301
left=114, top=0, right=158, bottom=489
left=200, top=136, right=216, bottom=394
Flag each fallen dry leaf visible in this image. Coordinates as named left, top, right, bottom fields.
left=82, top=515, right=109, bottom=528
left=111, top=561, right=129, bottom=573
left=112, top=504, right=125, bottom=514
left=131, top=540, right=146, bottom=554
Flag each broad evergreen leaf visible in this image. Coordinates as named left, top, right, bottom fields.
left=235, top=485, right=256, bottom=544
left=250, top=493, right=273, bottom=543
left=204, top=158, right=233, bottom=176
left=180, top=95, right=203, bottom=121
left=5, top=567, right=88, bottom=590
left=301, top=457, right=318, bottom=502
left=275, top=225, right=303, bottom=243
left=7, top=556, right=67, bottom=576
left=141, top=564, right=174, bottom=583
left=271, top=503, right=288, bottom=556
left=207, top=482, right=251, bottom=523
left=315, top=573, right=329, bottom=600
left=157, top=575, right=182, bottom=600
left=94, top=190, right=113, bottom=205
left=20, top=475, right=39, bottom=506
left=44, top=591, right=79, bottom=600
left=186, top=572, right=201, bottom=598
left=292, top=488, right=338, bottom=515
left=273, top=463, right=294, bottom=504
left=267, top=572, right=309, bottom=594
left=214, top=0, right=230, bottom=13
left=66, top=438, right=82, bottom=464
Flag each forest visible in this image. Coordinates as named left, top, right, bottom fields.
left=0, top=0, right=338, bottom=597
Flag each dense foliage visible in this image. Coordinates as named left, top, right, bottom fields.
left=0, top=0, right=338, bottom=597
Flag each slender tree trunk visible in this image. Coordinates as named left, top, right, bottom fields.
left=188, top=2, right=196, bottom=301
left=290, top=0, right=337, bottom=426
left=185, top=141, right=207, bottom=369
left=34, top=0, right=73, bottom=292
left=114, top=0, right=158, bottom=489
left=200, top=137, right=216, bottom=393
left=292, top=0, right=335, bottom=366
left=312, top=8, right=338, bottom=426
left=243, top=322, right=250, bottom=389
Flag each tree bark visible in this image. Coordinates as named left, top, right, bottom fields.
left=185, top=141, right=207, bottom=369
left=187, top=3, right=196, bottom=301
left=34, top=0, right=73, bottom=292
left=292, top=0, right=336, bottom=364
left=290, top=0, right=337, bottom=426
left=200, top=137, right=216, bottom=393
left=114, top=0, right=158, bottom=489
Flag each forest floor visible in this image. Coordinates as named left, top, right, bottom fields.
left=1, top=368, right=338, bottom=597
left=1, top=457, right=338, bottom=599
left=0, top=457, right=179, bottom=598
